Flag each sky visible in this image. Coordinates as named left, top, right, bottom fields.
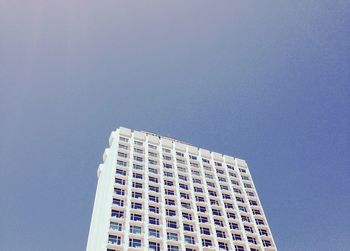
left=0, top=0, right=349, bottom=250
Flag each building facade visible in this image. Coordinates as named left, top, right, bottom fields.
left=87, top=127, right=276, bottom=251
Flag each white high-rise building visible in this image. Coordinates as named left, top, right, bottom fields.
left=87, top=127, right=276, bottom=251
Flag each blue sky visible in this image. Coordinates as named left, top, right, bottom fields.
left=0, top=1, right=349, bottom=250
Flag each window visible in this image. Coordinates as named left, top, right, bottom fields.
left=108, top=235, right=121, bottom=245
left=113, top=198, right=124, bottom=206
left=197, top=206, right=206, bottom=212
left=178, top=166, right=187, bottom=172
left=119, top=144, right=128, bottom=150
left=252, top=209, right=261, bottom=215
left=256, top=219, right=265, bottom=225
left=247, top=236, right=257, bottom=244
left=193, top=178, right=202, bottom=184
left=149, top=168, right=158, bottom=174
left=212, top=209, right=221, bottom=216
left=216, top=230, right=226, bottom=238
left=210, top=199, right=219, bottom=205
left=217, top=170, right=225, bottom=175
left=149, top=185, right=159, bottom=192
left=203, top=166, right=212, bottom=171
left=244, top=225, right=254, bottom=233
left=116, top=169, right=126, bottom=175
left=179, top=184, right=189, bottom=190
left=131, top=202, right=142, bottom=210
left=163, top=148, right=171, bottom=153
left=148, top=144, right=157, bottom=150
left=149, top=159, right=158, bottom=165
left=118, top=152, right=128, bottom=158
left=189, top=155, right=197, bottom=160
left=166, top=209, right=176, bottom=216
left=110, top=222, right=122, bottom=231
left=183, top=224, right=194, bottom=232
left=167, top=220, right=178, bottom=229
left=205, top=173, right=214, bottom=179
left=262, top=240, right=272, bottom=247
left=247, top=191, right=255, bottom=197
left=236, top=197, right=244, bottom=203
left=195, top=196, right=205, bottom=202
left=117, top=160, right=128, bottom=166
left=176, top=152, right=184, bottom=157
left=134, top=140, right=143, bottom=146
left=194, top=187, right=203, bottom=193
left=233, top=188, right=242, bottom=194
left=244, top=183, right=252, bottom=189
left=130, top=225, right=142, bottom=234
left=165, top=189, right=175, bottom=195
left=241, top=215, right=250, bottom=222
left=219, top=242, right=229, bottom=251
left=149, top=205, right=159, bottom=214
left=214, top=219, right=224, bottom=227
left=132, top=182, right=142, bottom=189
left=149, top=176, right=158, bottom=183
left=235, top=246, right=245, bottom=251
left=200, top=227, right=210, bottom=235
left=239, top=168, right=247, bottom=173
left=259, top=229, right=268, bottom=236
left=198, top=216, right=208, bottom=223
left=134, top=156, right=143, bottom=162
left=231, top=179, right=239, bottom=185
left=132, top=192, right=142, bottom=199
left=202, top=158, right=210, bottom=163
left=242, top=175, right=249, bottom=180
left=149, top=195, right=159, bottom=203
left=129, top=238, right=141, bottom=248
left=149, top=217, right=160, bottom=225
left=119, top=136, right=129, bottom=142
left=249, top=200, right=258, bottom=206
left=220, top=185, right=229, bottom=190
left=224, top=203, right=233, bottom=209
left=149, top=229, right=160, bottom=238
left=163, top=155, right=172, bottom=161
left=222, top=194, right=231, bottom=199
left=133, top=164, right=143, bottom=170
left=167, top=232, right=178, bottom=241
left=115, top=178, right=125, bottom=185
left=130, top=214, right=142, bottom=221
left=149, top=152, right=158, bottom=157
left=164, top=171, right=173, bottom=177
left=190, top=162, right=199, bottom=167
left=163, top=163, right=172, bottom=169
left=227, top=212, right=236, bottom=219
left=133, top=173, right=143, bottom=179
left=149, top=241, right=160, bottom=251
left=178, top=174, right=187, bottom=181
left=202, top=239, right=212, bottom=247
left=111, top=210, right=124, bottom=218
left=114, top=188, right=125, bottom=195
left=182, top=212, right=192, bottom=220
left=207, top=181, right=215, bottom=187
left=232, top=234, right=242, bottom=241
left=167, top=245, right=179, bottom=251
left=164, top=180, right=173, bottom=186
left=238, top=206, right=247, bottom=212
left=181, top=193, right=190, bottom=199
left=182, top=202, right=191, bottom=209
left=184, top=235, right=195, bottom=244
left=208, top=190, right=217, bottom=196
left=166, top=199, right=175, bottom=206
left=215, top=162, right=222, bottom=167
left=229, top=222, right=239, bottom=230
left=134, top=148, right=143, bottom=154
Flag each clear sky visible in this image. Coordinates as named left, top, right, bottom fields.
left=0, top=1, right=349, bottom=250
